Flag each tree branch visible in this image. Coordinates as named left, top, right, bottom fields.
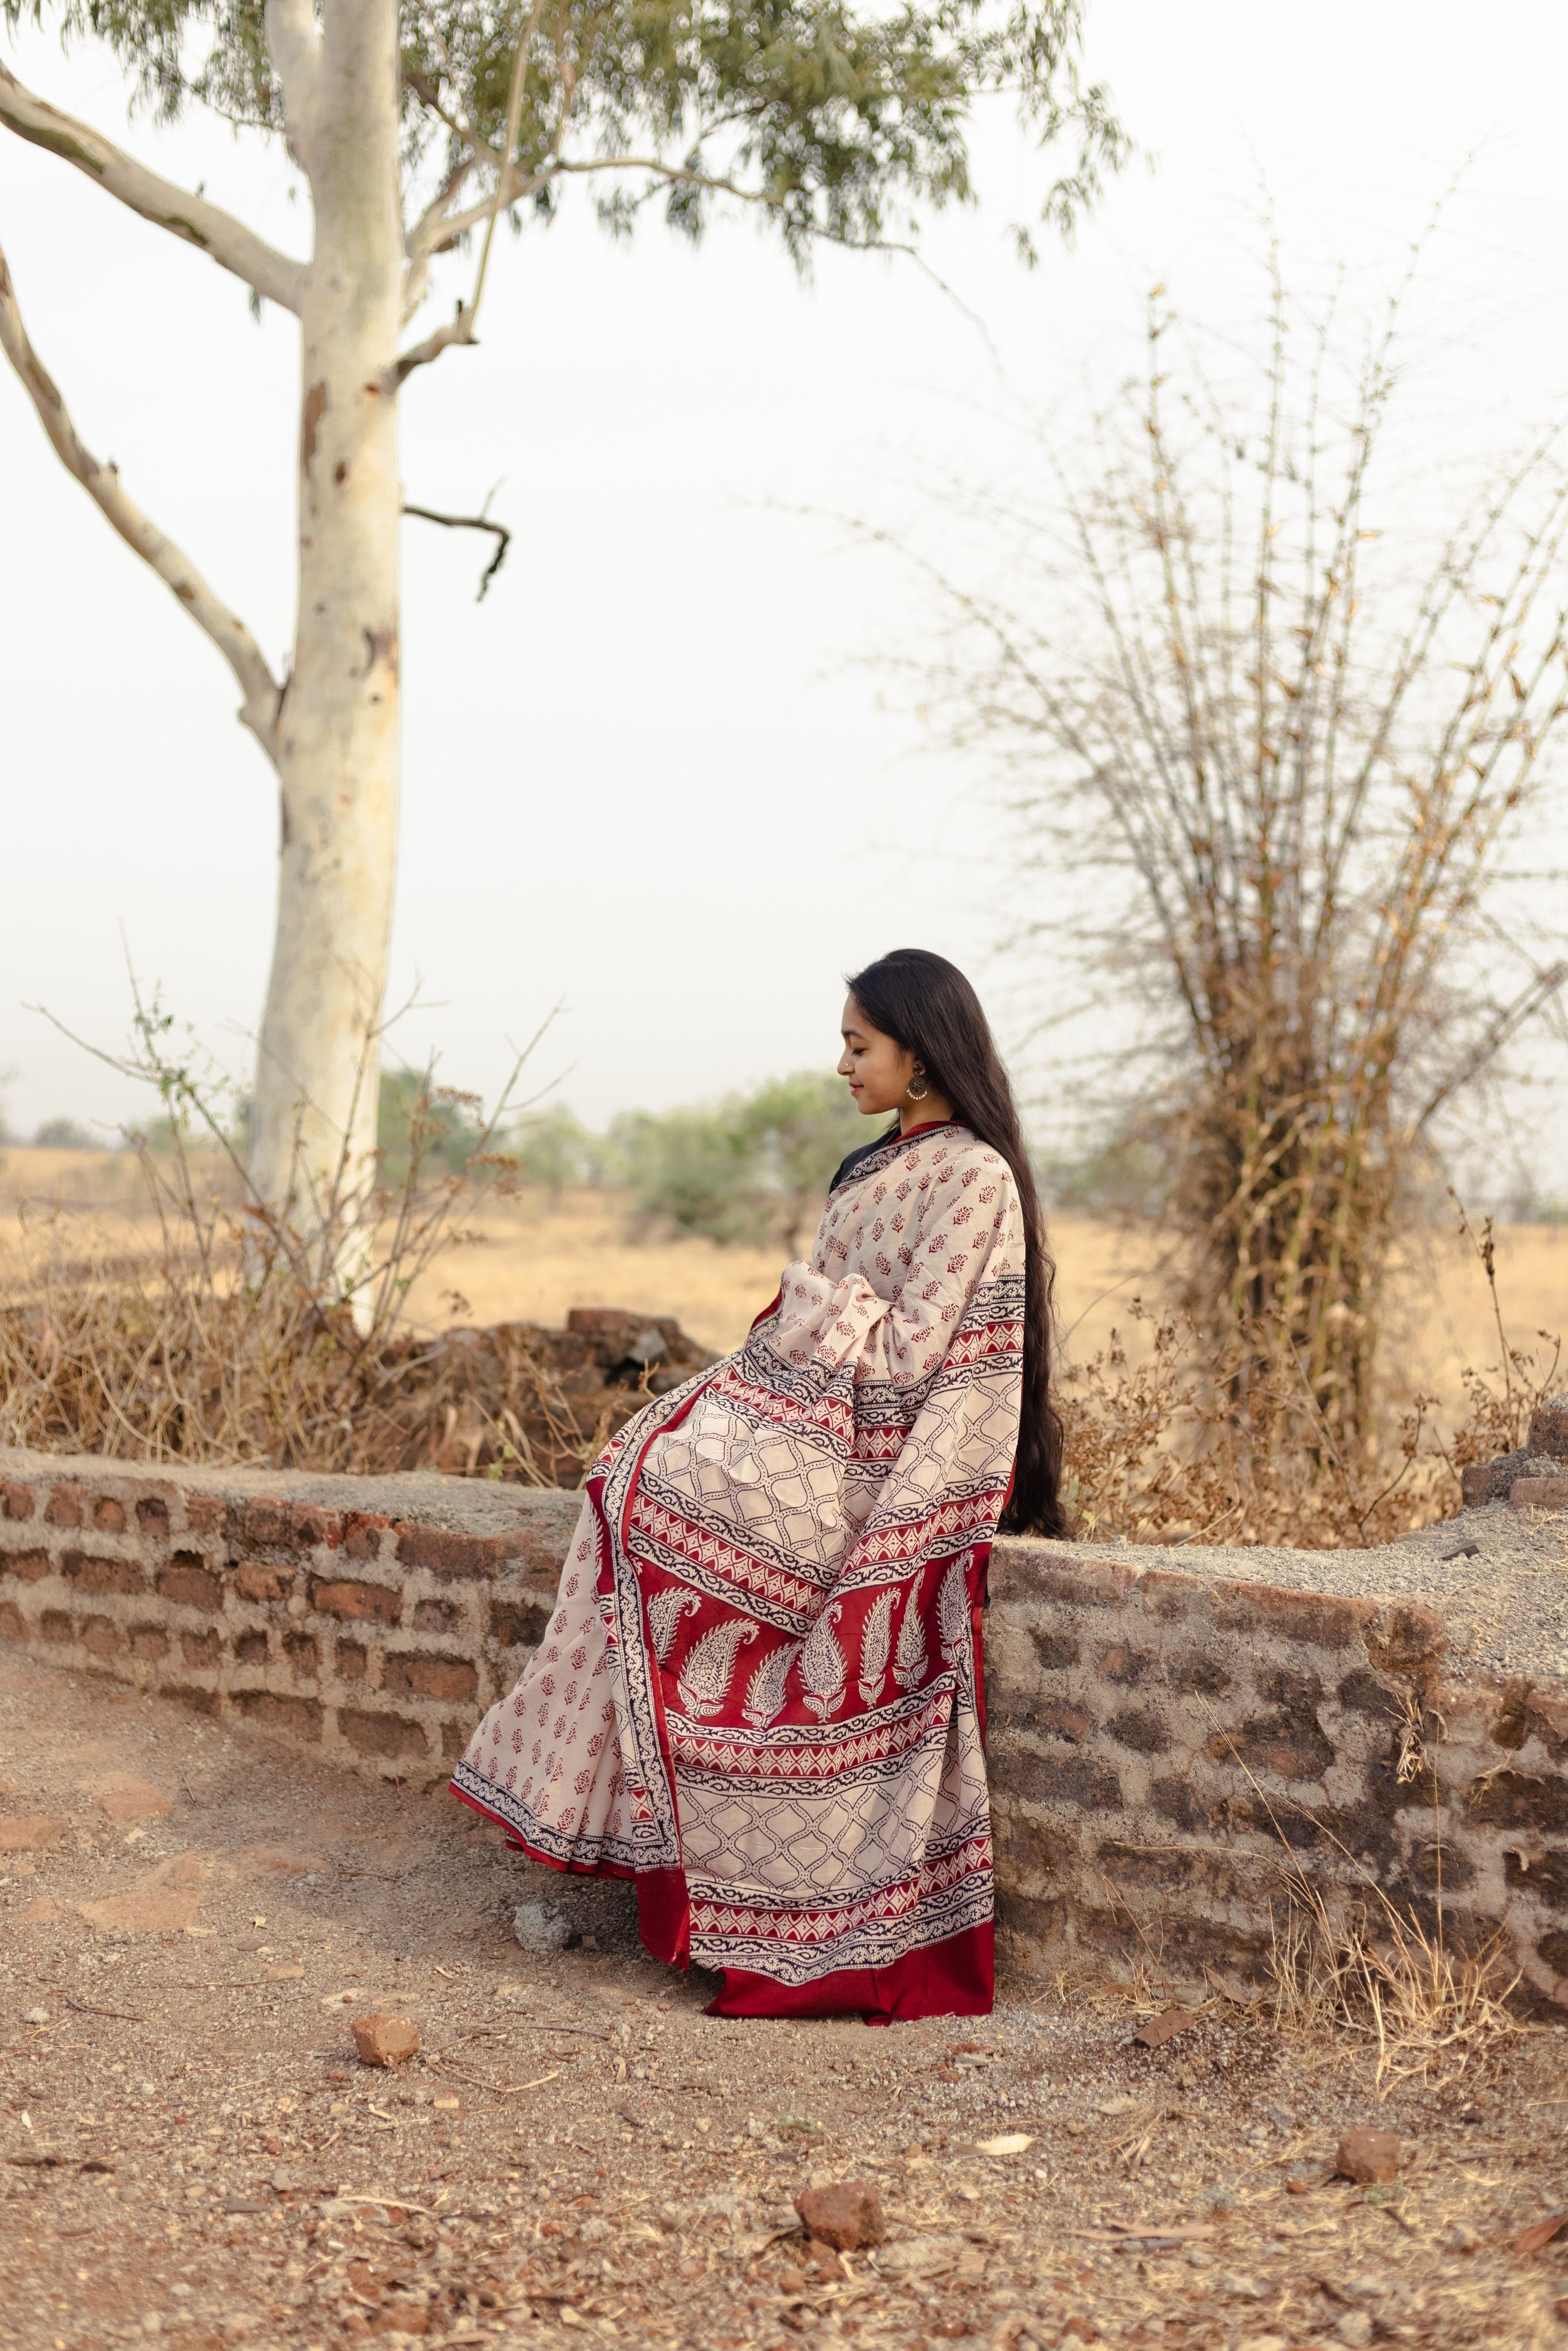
left=402, top=499, right=511, bottom=599
left=0, top=234, right=282, bottom=751
left=387, top=304, right=476, bottom=387
left=263, top=0, right=323, bottom=172
left=0, top=60, right=304, bottom=314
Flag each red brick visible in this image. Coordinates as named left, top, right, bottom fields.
left=336, top=1641, right=368, bottom=1681
left=441, top=1720, right=468, bottom=1759
left=412, top=1598, right=460, bottom=1634
left=233, top=1561, right=292, bottom=1604
left=181, top=1630, right=220, bottom=1668
left=1, top=1482, right=37, bottom=1521
left=285, top=1632, right=320, bottom=1675
left=1210, top=1582, right=1375, bottom=1650
left=183, top=1494, right=225, bottom=1536
left=232, top=1691, right=323, bottom=1743
left=156, top=1560, right=222, bottom=1612
left=1136, top=1568, right=1202, bottom=1621
left=63, top=1551, right=146, bottom=1598
left=310, top=1577, right=399, bottom=1624
left=382, top=1652, right=478, bottom=1703
left=244, top=1497, right=292, bottom=1547
left=135, top=1495, right=170, bottom=1537
left=235, top=1630, right=269, bottom=1666
left=130, top=1625, right=169, bottom=1661
left=1511, top=1475, right=1568, bottom=1511
left=343, top=1514, right=392, bottom=1562
left=91, top=1496, right=127, bottom=1533
left=290, top=1503, right=343, bottom=1551
left=1368, top=1605, right=1446, bottom=1673
left=82, top=1616, right=119, bottom=1658
left=45, top=1485, right=83, bottom=1528
left=40, top=1609, right=73, bottom=1643
left=340, top=1709, right=429, bottom=1762
left=2, top=1549, right=53, bottom=1582
left=394, top=1524, right=514, bottom=1581
left=1012, top=1556, right=1139, bottom=1608
left=0, top=1600, right=25, bottom=1639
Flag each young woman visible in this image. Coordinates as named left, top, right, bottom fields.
left=451, top=948, right=1065, bottom=2021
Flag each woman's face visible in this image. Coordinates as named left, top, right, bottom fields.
left=837, top=994, right=919, bottom=1116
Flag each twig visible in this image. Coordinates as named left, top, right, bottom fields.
left=402, top=498, right=511, bottom=599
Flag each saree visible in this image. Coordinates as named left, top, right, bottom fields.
left=450, top=1119, right=1026, bottom=2020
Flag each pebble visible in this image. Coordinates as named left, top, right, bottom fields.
left=1335, top=2127, right=1399, bottom=2184
left=794, top=2180, right=884, bottom=2250
left=22, top=2005, right=49, bottom=2025
left=350, top=2011, right=422, bottom=2066
left=1221, top=2274, right=1265, bottom=2300
left=513, top=1900, right=569, bottom=1954
left=1446, top=2222, right=1479, bottom=2252
left=1334, top=2315, right=1373, bottom=2348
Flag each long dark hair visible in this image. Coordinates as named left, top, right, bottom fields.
left=845, top=947, right=1066, bottom=1540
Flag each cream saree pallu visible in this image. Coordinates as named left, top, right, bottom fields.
left=451, top=1120, right=1026, bottom=2020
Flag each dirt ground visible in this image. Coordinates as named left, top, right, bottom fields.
left=4, top=1648, right=1568, bottom=2351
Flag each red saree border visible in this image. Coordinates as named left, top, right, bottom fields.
left=707, top=1921, right=993, bottom=2022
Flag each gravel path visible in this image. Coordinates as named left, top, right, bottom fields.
left=5, top=1649, right=1567, bottom=2350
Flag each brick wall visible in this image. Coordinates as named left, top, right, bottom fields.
left=0, top=1449, right=578, bottom=1782
left=3, top=1445, right=1565, bottom=2010
left=984, top=1554, right=1568, bottom=2015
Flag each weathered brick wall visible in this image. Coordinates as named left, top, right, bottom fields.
left=0, top=1448, right=579, bottom=1780
left=2, top=1445, right=1564, bottom=2009
left=983, top=1553, right=1568, bottom=2015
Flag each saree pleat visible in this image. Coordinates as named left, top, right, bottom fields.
left=451, top=1120, right=1025, bottom=2020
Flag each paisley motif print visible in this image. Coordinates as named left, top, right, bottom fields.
left=676, top=1619, right=759, bottom=1718
left=647, top=1585, right=701, bottom=1663
left=891, top=1585, right=929, bottom=1692
left=937, top=1557, right=971, bottom=1666
left=798, top=1603, right=847, bottom=1721
left=742, top=1640, right=797, bottom=1729
left=857, top=1587, right=894, bottom=1708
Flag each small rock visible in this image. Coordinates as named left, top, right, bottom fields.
left=1336, top=2127, right=1400, bottom=2185
left=1220, top=2275, right=1265, bottom=2300
left=1266, top=2104, right=1295, bottom=2132
left=1186, top=2248, right=1214, bottom=2269
left=0, top=1815, right=61, bottom=1852
left=1334, top=2316, right=1373, bottom=2349
left=794, top=2180, right=884, bottom=2251
left=1446, top=2222, right=1478, bottom=2252
left=351, top=2012, right=421, bottom=2067
left=777, top=2267, right=806, bottom=2294
left=22, top=2005, right=49, bottom=2025
left=513, top=1900, right=569, bottom=1954
left=264, top=1964, right=304, bottom=1981
left=81, top=1773, right=173, bottom=1825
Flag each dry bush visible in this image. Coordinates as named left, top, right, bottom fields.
left=1058, top=1198, right=1563, bottom=1545
left=1266, top=1874, right=1521, bottom=2094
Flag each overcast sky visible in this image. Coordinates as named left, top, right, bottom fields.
left=4, top=1, right=1568, bottom=1163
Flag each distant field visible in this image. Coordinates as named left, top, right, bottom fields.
left=2, top=1145, right=1563, bottom=1425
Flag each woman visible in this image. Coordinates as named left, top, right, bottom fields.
left=451, top=948, right=1065, bottom=2021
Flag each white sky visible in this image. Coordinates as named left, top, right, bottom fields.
left=3, top=0, right=1568, bottom=1165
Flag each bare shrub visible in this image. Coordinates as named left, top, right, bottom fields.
left=896, top=230, right=1568, bottom=1487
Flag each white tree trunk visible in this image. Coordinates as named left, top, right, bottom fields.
left=249, top=0, right=403, bottom=1286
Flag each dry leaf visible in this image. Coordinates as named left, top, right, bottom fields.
left=1515, top=2212, right=1568, bottom=2258
left=1133, top=2008, right=1195, bottom=2049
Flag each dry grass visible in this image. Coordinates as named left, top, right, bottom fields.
left=1266, top=1877, right=1523, bottom=2096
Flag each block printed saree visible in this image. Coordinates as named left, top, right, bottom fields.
left=450, top=1120, right=1026, bottom=2020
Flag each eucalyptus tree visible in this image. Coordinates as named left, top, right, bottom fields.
left=0, top=0, right=1123, bottom=1289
